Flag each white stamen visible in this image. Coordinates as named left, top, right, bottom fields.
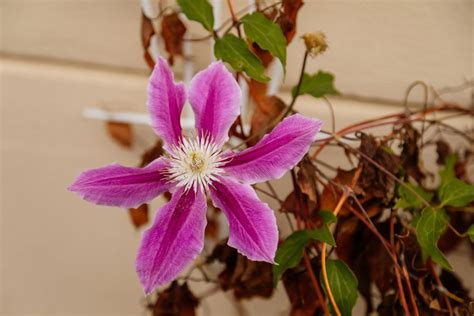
left=166, top=135, right=226, bottom=192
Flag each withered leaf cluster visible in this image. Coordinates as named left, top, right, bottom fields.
left=148, top=281, right=199, bottom=316
left=207, top=241, right=274, bottom=299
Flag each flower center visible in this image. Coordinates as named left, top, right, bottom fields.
left=190, top=152, right=205, bottom=172
left=166, top=136, right=226, bottom=192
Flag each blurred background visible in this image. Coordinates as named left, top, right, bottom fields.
left=0, top=0, right=472, bottom=315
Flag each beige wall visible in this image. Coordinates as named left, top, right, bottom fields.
left=1, top=1, right=473, bottom=315
left=2, top=0, right=472, bottom=104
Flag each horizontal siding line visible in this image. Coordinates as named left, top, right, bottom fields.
left=1, top=52, right=416, bottom=108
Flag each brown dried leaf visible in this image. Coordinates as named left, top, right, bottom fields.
left=140, top=140, right=164, bottom=167
left=282, top=0, right=304, bottom=22
left=150, top=281, right=199, bottom=316
left=282, top=261, right=322, bottom=316
left=320, top=168, right=360, bottom=217
left=359, top=134, right=400, bottom=202
left=399, top=124, right=426, bottom=181
left=207, top=242, right=274, bottom=299
left=365, top=223, right=393, bottom=295
left=297, top=158, right=319, bottom=203
left=417, top=276, right=435, bottom=305
left=249, top=95, right=286, bottom=145
left=250, top=42, right=274, bottom=68
left=277, top=0, right=304, bottom=43
left=205, top=216, right=218, bottom=240
left=141, top=12, right=156, bottom=69
left=439, top=270, right=471, bottom=303
left=248, top=79, right=268, bottom=98
left=334, top=217, right=360, bottom=263
left=336, top=219, right=393, bottom=312
left=281, top=191, right=317, bottom=222
left=232, top=255, right=274, bottom=299
left=128, top=204, right=149, bottom=229
left=437, top=211, right=466, bottom=254
left=106, top=121, right=133, bottom=147
left=429, top=299, right=441, bottom=311
left=205, top=202, right=220, bottom=240
left=282, top=191, right=298, bottom=213
left=160, top=12, right=186, bottom=66
left=376, top=294, right=405, bottom=315
left=435, top=139, right=451, bottom=165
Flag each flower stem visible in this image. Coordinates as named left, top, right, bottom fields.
left=282, top=50, right=309, bottom=118
left=303, top=251, right=330, bottom=316
left=320, top=167, right=362, bottom=316
left=320, top=195, right=346, bottom=316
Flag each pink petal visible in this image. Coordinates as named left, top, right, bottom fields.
left=136, top=188, right=207, bottom=294
left=210, top=177, right=278, bottom=262
left=189, top=61, right=241, bottom=145
left=68, top=158, right=173, bottom=208
left=148, top=57, right=186, bottom=150
left=224, top=114, right=323, bottom=184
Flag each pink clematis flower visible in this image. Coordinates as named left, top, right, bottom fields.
left=69, top=57, right=322, bottom=294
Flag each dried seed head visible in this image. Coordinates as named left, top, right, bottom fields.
left=302, top=32, right=328, bottom=57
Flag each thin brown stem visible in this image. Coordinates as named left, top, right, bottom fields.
left=310, top=104, right=470, bottom=160
left=430, top=262, right=454, bottom=316
left=390, top=216, right=412, bottom=316
left=303, top=251, right=330, bottom=316
left=402, top=261, right=420, bottom=316
left=282, top=51, right=309, bottom=118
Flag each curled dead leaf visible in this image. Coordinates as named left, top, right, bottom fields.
left=140, top=140, right=164, bottom=167
left=141, top=12, right=156, bottom=69
left=277, top=0, right=304, bottom=43
left=297, top=158, right=319, bottom=203
left=249, top=95, right=286, bottom=145
left=282, top=191, right=317, bottom=222
left=436, top=139, right=452, bottom=165
left=359, top=134, right=400, bottom=202
left=149, top=281, right=199, bottom=316
left=106, top=121, right=133, bottom=147
left=399, top=124, right=426, bottom=182
left=283, top=259, right=322, bottom=316
left=128, top=204, right=149, bottom=229
left=320, top=168, right=361, bottom=217
left=207, top=242, right=274, bottom=299
left=160, top=12, right=186, bottom=65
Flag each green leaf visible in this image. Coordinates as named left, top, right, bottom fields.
left=465, top=225, right=474, bottom=243
left=439, top=154, right=457, bottom=187
left=411, top=211, right=421, bottom=228
left=272, top=230, right=311, bottom=286
left=415, top=207, right=452, bottom=270
left=438, top=178, right=474, bottom=208
left=394, top=183, right=433, bottom=209
left=273, top=211, right=337, bottom=285
left=177, top=0, right=214, bottom=32
left=241, top=12, right=287, bottom=69
left=320, top=260, right=358, bottom=316
left=307, top=211, right=337, bottom=246
left=292, top=71, right=339, bottom=98
left=214, top=34, right=269, bottom=82
left=436, top=153, right=474, bottom=208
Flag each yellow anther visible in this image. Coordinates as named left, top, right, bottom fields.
left=190, top=153, right=205, bottom=172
